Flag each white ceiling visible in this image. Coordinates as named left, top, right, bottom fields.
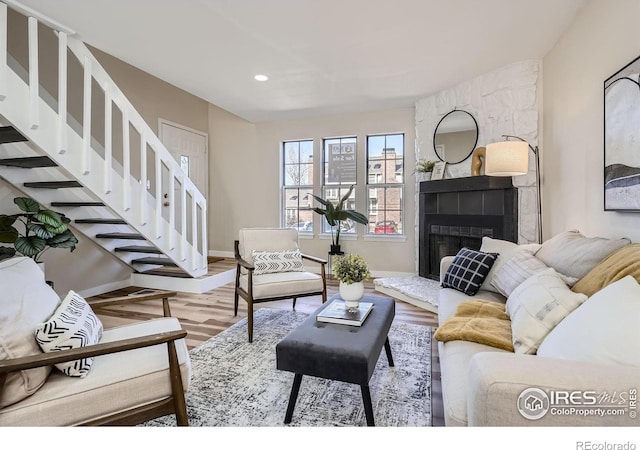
left=17, top=0, right=587, bottom=123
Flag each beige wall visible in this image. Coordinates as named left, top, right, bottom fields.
left=209, top=107, right=417, bottom=275
left=542, top=0, right=640, bottom=242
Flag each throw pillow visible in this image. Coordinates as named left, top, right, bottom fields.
left=538, top=276, right=640, bottom=367
left=35, top=290, right=104, bottom=377
left=441, top=247, right=498, bottom=296
left=491, top=249, right=579, bottom=297
left=535, top=230, right=630, bottom=280
left=478, top=237, right=542, bottom=294
left=251, top=249, right=304, bottom=275
left=572, top=243, right=640, bottom=297
left=506, top=268, right=588, bottom=354
left=0, top=257, right=60, bottom=408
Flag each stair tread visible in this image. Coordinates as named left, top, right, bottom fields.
left=24, top=180, right=82, bottom=189
left=0, top=126, right=28, bottom=144
left=0, top=156, right=57, bottom=168
left=114, top=246, right=162, bottom=254
left=131, top=257, right=177, bottom=266
left=51, top=202, right=105, bottom=207
left=75, top=218, right=127, bottom=224
left=96, top=232, right=145, bottom=240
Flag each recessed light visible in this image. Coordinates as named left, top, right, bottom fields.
left=254, top=74, right=269, bottom=82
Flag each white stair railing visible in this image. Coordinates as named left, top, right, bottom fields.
left=0, top=1, right=208, bottom=277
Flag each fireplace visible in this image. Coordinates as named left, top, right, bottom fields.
left=419, top=176, right=518, bottom=280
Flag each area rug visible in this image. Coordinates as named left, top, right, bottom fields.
left=144, top=308, right=432, bottom=427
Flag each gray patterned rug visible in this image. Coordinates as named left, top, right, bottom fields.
left=144, top=308, right=432, bottom=427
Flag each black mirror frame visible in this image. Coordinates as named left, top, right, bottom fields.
left=433, top=109, right=479, bottom=165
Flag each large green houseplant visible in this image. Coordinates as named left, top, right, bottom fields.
left=311, top=185, right=368, bottom=254
left=0, top=197, right=79, bottom=263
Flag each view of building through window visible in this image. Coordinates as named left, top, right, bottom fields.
left=367, top=134, right=404, bottom=235
left=322, top=137, right=357, bottom=234
left=281, top=134, right=404, bottom=237
left=282, top=140, right=314, bottom=232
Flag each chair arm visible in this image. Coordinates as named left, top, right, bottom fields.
left=235, top=255, right=254, bottom=271
left=0, top=330, right=187, bottom=375
left=88, top=290, right=177, bottom=317
left=467, top=352, right=640, bottom=426
left=301, top=253, right=327, bottom=265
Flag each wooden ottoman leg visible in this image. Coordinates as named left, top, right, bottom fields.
left=361, top=385, right=375, bottom=426
left=284, top=373, right=303, bottom=424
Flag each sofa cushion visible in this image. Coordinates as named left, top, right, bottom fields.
left=239, top=271, right=323, bottom=299
left=534, top=230, right=630, bottom=280
left=506, top=268, right=588, bottom=354
left=571, top=243, right=640, bottom=297
left=478, top=237, right=541, bottom=293
left=0, top=317, right=191, bottom=426
left=35, top=290, right=104, bottom=377
left=441, top=248, right=498, bottom=296
left=251, top=249, right=304, bottom=275
left=538, top=276, right=640, bottom=367
left=438, top=340, right=509, bottom=426
left=490, top=249, right=579, bottom=297
left=0, top=257, right=60, bottom=408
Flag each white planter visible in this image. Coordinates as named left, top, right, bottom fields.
left=339, top=281, right=364, bottom=312
left=417, top=172, right=432, bottom=182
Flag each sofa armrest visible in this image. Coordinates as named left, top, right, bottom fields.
left=468, top=352, right=640, bottom=426
left=440, top=256, right=455, bottom=284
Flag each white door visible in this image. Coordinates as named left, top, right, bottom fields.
left=159, top=119, right=209, bottom=198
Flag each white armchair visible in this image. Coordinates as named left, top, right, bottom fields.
left=0, top=257, right=191, bottom=426
left=234, top=228, right=327, bottom=342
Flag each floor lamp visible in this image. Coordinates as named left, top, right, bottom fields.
left=485, top=135, right=542, bottom=244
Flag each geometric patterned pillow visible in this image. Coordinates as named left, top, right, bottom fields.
left=442, top=247, right=498, bottom=296
left=252, top=249, right=304, bottom=275
left=35, top=290, right=103, bottom=378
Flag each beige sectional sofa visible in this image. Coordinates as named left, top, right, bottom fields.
left=436, top=231, right=640, bottom=426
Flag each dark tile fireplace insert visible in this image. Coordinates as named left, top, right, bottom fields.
left=419, top=176, right=518, bottom=280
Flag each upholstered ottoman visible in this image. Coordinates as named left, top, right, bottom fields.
left=275, top=294, right=395, bottom=426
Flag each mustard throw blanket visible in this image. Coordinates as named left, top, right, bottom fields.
left=434, top=300, right=514, bottom=352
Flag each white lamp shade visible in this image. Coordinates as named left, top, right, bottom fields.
left=485, top=141, right=529, bottom=176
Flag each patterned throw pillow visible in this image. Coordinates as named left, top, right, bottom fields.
left=252, top=249, right=304, bottom=275
left=506, top=268, right=587, bottom=354
left=35, top=290, right=104, bottom=377
left=441, top=248, right=498, bottom=296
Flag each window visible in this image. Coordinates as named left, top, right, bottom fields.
left=282, top=140, right=314, bottom=232
left=367, top=134, right=404, bottom=235
left=322, top=137, right=357, bottom=234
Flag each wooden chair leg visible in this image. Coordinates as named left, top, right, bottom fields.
left=247, top=300, right=254, bottom=343
left=292, top=297, right=297, bottom=310
left=233, top=290, right=239, bottom=316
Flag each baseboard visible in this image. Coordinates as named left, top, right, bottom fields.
left=209, top=250, right=234, bottom=258
left=76, top=279, right=131, bottom=298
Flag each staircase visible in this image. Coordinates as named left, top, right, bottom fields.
left=0, top=2, right=208, bottom=278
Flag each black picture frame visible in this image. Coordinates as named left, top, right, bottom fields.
left=604, top=54, right=640, bottom=211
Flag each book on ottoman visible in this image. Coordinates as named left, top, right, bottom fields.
left=316, top=299, right=373, bottom=326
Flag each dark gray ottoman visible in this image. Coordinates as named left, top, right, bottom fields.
left=276, top=294, right=395, bottom=426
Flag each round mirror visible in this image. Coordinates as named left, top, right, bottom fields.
left=433, top=110, right=479, bottom=164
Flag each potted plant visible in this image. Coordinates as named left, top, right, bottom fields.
left=0, top=197, right=79, bottom=266
left=415, top=159, right=436, bottom=181
left=311, top=184, right=368, bottom=254
left=332, top=253, right=371, bottom=311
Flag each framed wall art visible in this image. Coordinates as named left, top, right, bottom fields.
left=431, top=162, right=447, bottom=180
left=604, top=54, right=640, bottom=211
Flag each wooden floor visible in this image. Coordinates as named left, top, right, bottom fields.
left=89, top=258, right=444, bottom=426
